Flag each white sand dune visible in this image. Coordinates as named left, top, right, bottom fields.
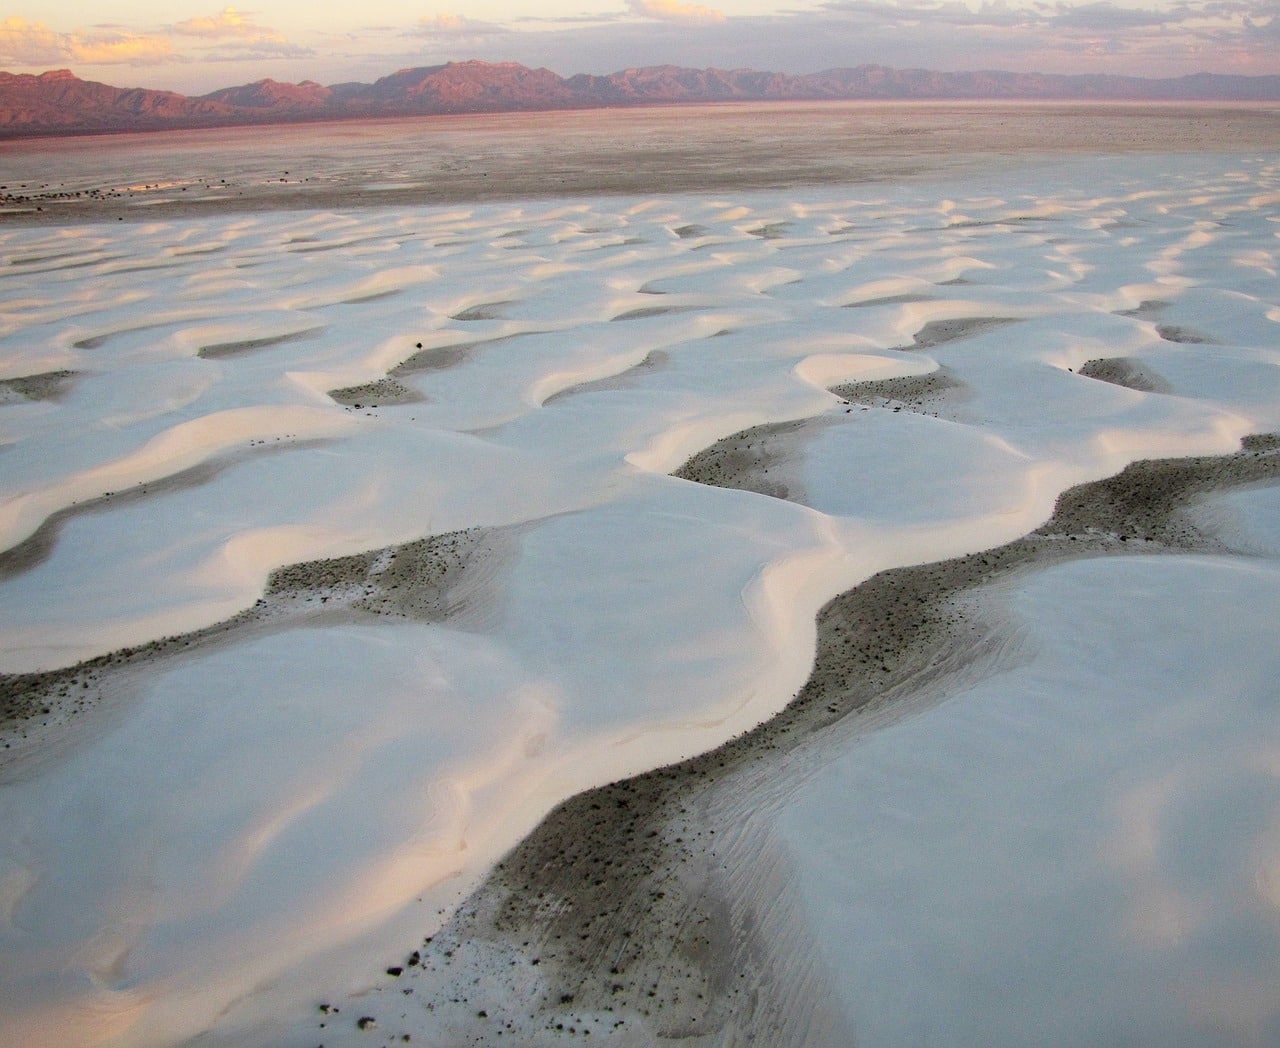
left=0, top=140, right=1278, bottom=1046
left=776, top=551, right=1280, bottom=1047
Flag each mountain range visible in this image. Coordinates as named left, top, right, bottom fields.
left=4, top=61, right=1280, bottom=138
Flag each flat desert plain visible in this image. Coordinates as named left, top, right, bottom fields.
left=0, top=103, right=1279, bottom=1047
left=4, top=100, right=1280, bottom=216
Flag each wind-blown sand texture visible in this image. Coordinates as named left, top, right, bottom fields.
left=361, top=438, right=1280, bottom=1048
left=0, top=108, right=1279, bottom=1046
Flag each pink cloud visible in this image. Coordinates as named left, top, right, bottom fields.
left=0, top=16, right=175, bottom=67
left=628, top=0, right=727, bottom=26
left=172, top=8, right=284, bottom=43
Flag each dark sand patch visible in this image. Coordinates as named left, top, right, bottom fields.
left=286, top=235, right=395, bottom=254
left=0, top=370, right=76, bottom=402
left=390, top=342, right=479, bottom=377
left=352, top=433, right=1280, bottom=1045
left=1155, top=323, right=1215, bottom=345
left=8, top=250, right=87, bottom=266
left=451, top=302, right=510, bottom=322
left=327, top=377, right=423, bottom=407
left=197, top=327, right=323, bottom=359
left=0, top=525, right=512, bottom=761
left=671, top=224, right=709, bottom=239
left=73, top=323, right=173, bottom=350
left=841, top=292, right=934, bottom=309
left=265, top=527, right=509, bottom=625
left=1077, top=356, right=1173, bottom=394
left=0, top=462, right=231, bottom=582
left=339, top=288, right=403, bottom=305
left=72, top=334, right=113, bottom=350
left=101, top=262, right=190, bottom=276
left=1115, top=299, right=1170, bottom=320
left=829, top=365, right=964, bottom=413
left=0, top=439, right=336, bottom=582
left=905, top=315, right=1020, bottom=349
left=672, top=370, right=964, bottom=504
left=611, top=305, right=696, bottom=322
left=169, top=245, right=226, bottom=257
left=542, top=350, right=669, bottom=406
left=746, top=222, right=791, bottom=240
left=672, top=416, right=830, bottom=503
left=1113, top=300, right=1214, bottom=343
left=948, top=215, right=1049, bottom=229
left=0, top=255, right=127, bottom=275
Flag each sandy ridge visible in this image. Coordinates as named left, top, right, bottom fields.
left=5, top=385, right=1276, bottom=1041
left=2, top=145, right=1278, bottom=1043
left=321, top=431, right=1280, bottom=1046
left=0, top=526, right=507, bottom=763
left=1076, top=356, right=1173, bottom=394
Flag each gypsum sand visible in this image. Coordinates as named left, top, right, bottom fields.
left=0, top=525, right=514, bottom=758
left=3, top=385, right=1279, bottom=1044
left=295, top=424, right=1280, bottom=1038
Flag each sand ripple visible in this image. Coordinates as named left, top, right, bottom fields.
left=0, top=149, right=1278, bottom=1046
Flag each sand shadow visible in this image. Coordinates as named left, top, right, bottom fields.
left=1077, top=356, right=1173, bottom=394
left=0, top=370, right=77, bottom=403
left=197, top=328, right=324, bottom=359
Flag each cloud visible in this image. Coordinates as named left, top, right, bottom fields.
left=0, top=16, right=71, bottom=65
left=1244, top=12, right=1280, bottom=35
left=71, top=33, right=178, bottom=65
left=7, top=0, right=1279, bottom=93
left=172, top=7, right=285, bottom=41
left=470, top=0, right=1280, bottom=78
left=821, top=0, right=1027, bottom=28
left=0, top=16, right=175, bottom=67
left=628, top=0, right=727, bottom=25
left=0, top=10, right=311, bottom=73
left=1047, top=2, right=1192, bottom=30
left=411, top=13, right=511, bottom=36
left=168, top=8, right=314, bottom=60
left=510, top=13, right=625, bottom=27
left=820, top=0, right=1254, bottom=34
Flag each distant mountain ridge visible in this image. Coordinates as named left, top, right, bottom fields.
left=3, top=60, right=1280, bottom=138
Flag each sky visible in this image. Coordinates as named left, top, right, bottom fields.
left=2, top=1, right=1279, bottom=95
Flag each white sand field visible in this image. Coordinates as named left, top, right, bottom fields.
left=776, top=550, right=1280, bottom=1047
left=0, top=110, right=1279, bottom=1045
